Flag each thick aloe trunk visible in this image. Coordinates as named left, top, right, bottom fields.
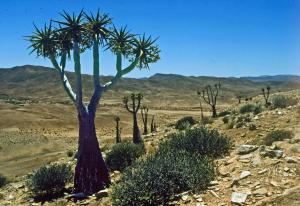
left=133, top=113, right=142, bottom=144
left=74, top=113, right=110, bottom=194
left=212, top=106, right=217, bottom=118
left=143, top=119, right=148, bottom=135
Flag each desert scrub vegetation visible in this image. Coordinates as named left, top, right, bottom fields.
left=272, top=95, right=298, bottom=109
left=111, top=149, right=214, bottom=206
left=160, top=127, right=231, bottom=158
left=106, top=142, right=145, bottom=171
left=26, top=163, right=73, bottom=198
left=201, top=116, right=214, bottom=125
left=0, top=174, right=7, bottom=188
left=218, top=110, right=231, bottom=117
left=239, top=103, right=262, bottom=114
left=240, top=104, right=255, bottom=113
left=264, top=130, right=294, bottom=146
left=175, top=116, right=196, bottom=130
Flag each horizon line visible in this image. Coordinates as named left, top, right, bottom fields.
left=1, top=64, right=300, bottom=79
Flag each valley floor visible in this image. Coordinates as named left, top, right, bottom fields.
left=0, top=90, right=299, bottom=205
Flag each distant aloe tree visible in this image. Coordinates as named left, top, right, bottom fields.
left=123, top=93, right=143, bottom=143
left=200, top=83, right=221, bottom=118
left=26, top=10, right=160, bottom=194
left=262, top=86, right=271, bottom=106
left=114, top=116, right=121, bottom=143
left=196, top=90, right=204, bottom=119
left=150, top=115, right=157, bottom=133
left=237, top=95, right=242, bottom=104
left=141, top=106, right=149, bottom=135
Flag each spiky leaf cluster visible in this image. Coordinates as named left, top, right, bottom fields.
left=131, top=35, right=160, bottom=68
left=131, top=93, right=143, bottom=101
left=106, top=26, right=136, bottom=57
left=27, top=10, right=160, bottom=69
left=27, top=23, right=57, bottom=58
left=84, top=10, right=112, bottom=42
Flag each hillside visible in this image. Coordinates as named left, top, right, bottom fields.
left=0, top=65, right=299, bottom=109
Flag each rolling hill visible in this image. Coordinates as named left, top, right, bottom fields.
left=0, top=65, right=299, bottom=108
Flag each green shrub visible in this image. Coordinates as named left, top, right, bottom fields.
left=240, top=104, right=255, bottom=113
left=27, top=163, right=73, bottom=198
left=175, top=116, right=196, bottom=130
left=0, top=174, right=7, bottom=188
left=272, top=95, right=298, bottom=109
left=201, top=116, right=214, bottom=125
left=111, top=149, right=214, bottom=206
left=218, top=110, right=231, bottom=117
left=160, top=127, right=231, bottom=158
left=264, top=130, right=294, bottom=146
left=106, top=143, right=145, bottom=171
left=222, top=116, right=229, bottom=124
left=253, top=104, right=262, bottom=114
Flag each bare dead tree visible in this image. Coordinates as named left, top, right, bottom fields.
left=201, top=83, right=221, bottom=118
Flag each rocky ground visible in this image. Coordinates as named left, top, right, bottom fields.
left=0, top=90, right=299, bottom=205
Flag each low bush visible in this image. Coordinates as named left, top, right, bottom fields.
left=218, top=110, right=231, bottom=117
left=0, top=174, right=7, bottom=188
left=175, top=116, right=196, bottom=130
left=240, top=104, right=255, bottom=113
left=253, top=104, right=262, bottom=115
left=201, top=116, right=214, bottom=125
left=26, top=163, right=73, bottom=198
left=264, top=130, right=294, bottom=146
left=272, top=95, right=298, bottom=109
left=111, top=149, right=214, bottom=206
left=106, top=142, right=145, bottom=171
left=160, top=127, right=231, bottom=158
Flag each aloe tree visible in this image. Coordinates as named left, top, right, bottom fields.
left=141, top=106, right=149, bottom=135
left=26, top=10, right=160, bottom=194
left=200, top=83, right=221, bottom=118
left=237, top=95, right=242, bottom=104
left=262, top=86, right=271, bottom=106
left=197, top=90, right=204, bottom=119
left=150, top=115, right=157, bottom=133
left=114, top=116, right=121, bottom=143
left=123, top=93, right=143, bottom=143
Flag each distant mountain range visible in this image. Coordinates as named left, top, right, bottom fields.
left=242, top=75, right=300, bottom=83
left=0, top=65, right=299, bottom=108
left=150, top=73, right=300, bottom=83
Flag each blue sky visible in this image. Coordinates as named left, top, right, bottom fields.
left=0, top=0, right=299, bottom=77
